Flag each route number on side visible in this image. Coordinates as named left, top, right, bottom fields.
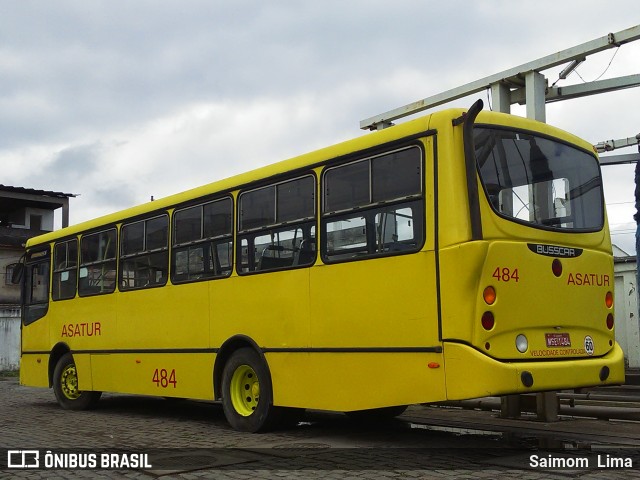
left=152, top=368, right=177, bottom=388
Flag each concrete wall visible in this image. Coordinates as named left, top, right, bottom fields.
left=614, top=260, right=640, bottom=370
left=9, top=207, right=54, bottom=231
left=0, top=307, right=20, bottom=371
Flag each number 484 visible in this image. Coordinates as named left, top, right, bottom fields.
left=152, top=368, right=177, bottom=388
left=492, top=267, right=519, bottom=283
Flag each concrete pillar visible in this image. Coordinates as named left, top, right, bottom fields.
left=525, top=71, right=546, bottom=122
left=500, top=394, right=521, bottom=419
left=536, top=391, right=560, bottom=422
left=61, top=197, right=70, bottom=228
left=490, top=82, right=511, bottom=114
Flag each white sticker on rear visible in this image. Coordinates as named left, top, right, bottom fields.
left=584, top=335, right=594, bottom=356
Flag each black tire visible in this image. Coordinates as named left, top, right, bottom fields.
left=52, top=353, right=101, bottom=410
left=345, top=405, right=408, bottom=422
left=221, top=348, right=281, bottom=432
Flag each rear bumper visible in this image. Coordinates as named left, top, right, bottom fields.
left=444, top=341, right=625, bottom=400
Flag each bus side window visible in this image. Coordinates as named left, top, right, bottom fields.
left=238, top=176, right=316, bottom=274
left=171, top=197, right=233, bottom=283
left=322, top=147, right=424, bottom=262
left=23, top=249, right=51, bottom=325
left=120, top=215, right=169, bottom=290
left=240, top=225, right=316, bottom=272
left=79, top=229, right=117, bottom=296
left=52, top=239, right=78, bottom=301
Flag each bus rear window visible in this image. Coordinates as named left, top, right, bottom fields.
left=474, top=127, right=604, bottom=231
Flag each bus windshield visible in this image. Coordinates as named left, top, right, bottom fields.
left=474, top=127, right=604, bottom=231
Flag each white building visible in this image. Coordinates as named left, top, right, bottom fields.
left=613, top=245, right=640, bottom=371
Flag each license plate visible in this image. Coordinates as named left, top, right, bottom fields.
left=545, top=333, right=571, bottom=347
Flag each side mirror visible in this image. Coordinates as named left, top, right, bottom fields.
left=11, top=263, right=24, bottom=284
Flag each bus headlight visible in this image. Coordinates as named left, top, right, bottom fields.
left=516, top=334, right=528, bottom=353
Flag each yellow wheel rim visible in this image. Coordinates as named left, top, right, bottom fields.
left=60, top=364, right=81, bottom=400
left=230, top=364, right=259, bottom=416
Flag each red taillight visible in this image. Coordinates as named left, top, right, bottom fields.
left=481, top=311, right=495, bottom=330
left=605, top=291, right=614, bottom=309
left=552, top=259, right=562, bottom=277
left=606, top=313, right=614, bottom=330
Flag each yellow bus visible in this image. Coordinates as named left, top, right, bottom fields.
left=18, top=100, right=624, bottom=432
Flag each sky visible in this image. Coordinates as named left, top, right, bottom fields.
left=2, top=1, right=639, bottom=252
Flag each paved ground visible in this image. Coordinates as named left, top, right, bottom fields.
left=1, top=374, right=639, bottom=479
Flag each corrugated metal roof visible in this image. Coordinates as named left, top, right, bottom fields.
left=0, top=185, right=77, bottom=198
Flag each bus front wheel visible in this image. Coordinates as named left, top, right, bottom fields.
left=221, top=348, right=281, bottom=432
left=52, top=353, right=101, bottom=410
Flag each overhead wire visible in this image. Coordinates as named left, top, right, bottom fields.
left=573, top=46, right=621, bottom=83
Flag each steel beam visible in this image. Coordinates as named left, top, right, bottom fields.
left=599, top=153, right=640, bottom=165
left=510, top=74, right=640, bottom=104
left=595, top=133, right=640, bottom=153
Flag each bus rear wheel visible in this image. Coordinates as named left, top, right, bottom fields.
left=221, top=348, right=281, bottom=432
left=52, top=353, right=101, bottom=410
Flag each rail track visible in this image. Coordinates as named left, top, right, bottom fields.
left=391, top=385, right=640, bottom=448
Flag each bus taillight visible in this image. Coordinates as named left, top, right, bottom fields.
left=483, top=286, right=496, bottom=305
left=606, top=313, right=614, bottom=330
left=481, top=311, right=494, bottom=330
left=552, top=259, right=562, bottom=277
left=605, top=291, right=613, bottom=309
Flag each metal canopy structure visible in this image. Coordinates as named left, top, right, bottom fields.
left=360, top=24, right=640, bottom=130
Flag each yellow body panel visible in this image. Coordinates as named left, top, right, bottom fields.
left=20, top=353, right=48, bottom=387
left=116, top=285, right=210, bottom=350
left=310, top=253, right=437, bottom=348
left=21, top=316, right=50, bottom=352
left=50, top=295, right=116, bottom=350
left=91, top=353, right=215, bottom=400
left=266, top=351, right=446, bottom=410
left=474, top=241, right=614, bottom=359
left=212, top=269, right=311, bottom=348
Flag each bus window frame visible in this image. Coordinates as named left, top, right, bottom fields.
left=23, top=247, right=51, bottom=326
left=474, top=124, right=605, bottom=234
left=171, top=196, right=234, bottom=284
left=119, top=213, right=170, bottom=291
left=52, top=238, right=78, bottom=301
left=78, top=227, right=118, bottom=297
left=320, top=145, right=426, bottom=264
left=237, top=173, right=317, bottom=275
